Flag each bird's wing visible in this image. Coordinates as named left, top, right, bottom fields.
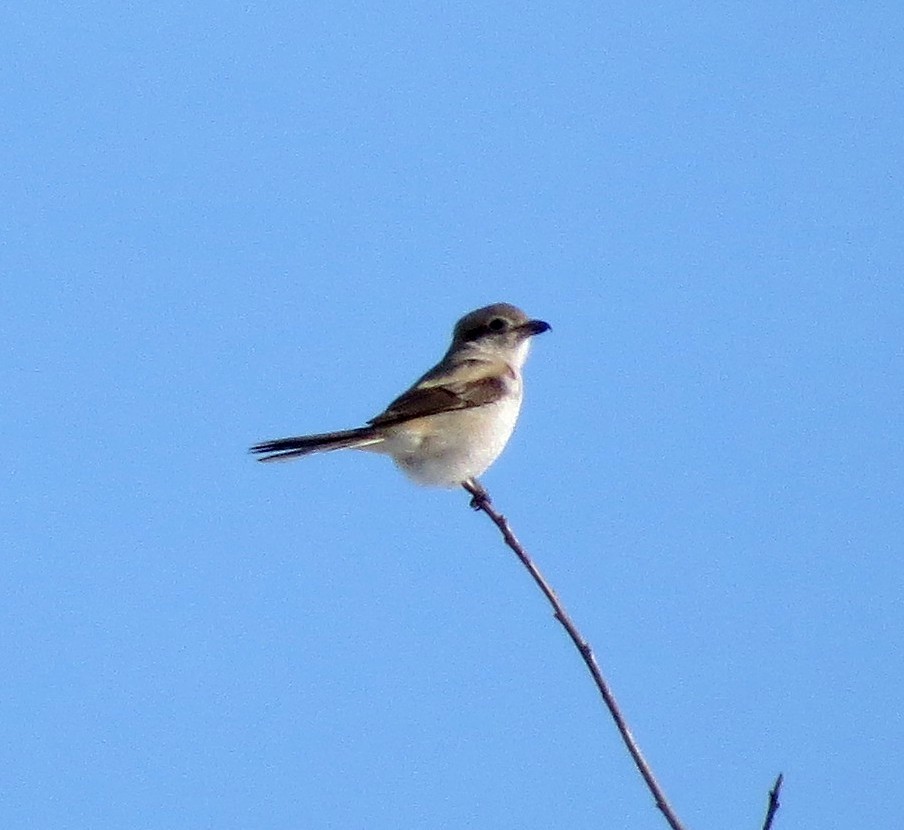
left=368, top=359, right=513, bottom=427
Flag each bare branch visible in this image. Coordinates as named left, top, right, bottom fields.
left=462, top=480, right=687, bottom=830
left=761, top=773, right=784, bottom=830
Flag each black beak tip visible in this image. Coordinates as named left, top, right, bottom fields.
left=528, top=319, right=551, bottom=336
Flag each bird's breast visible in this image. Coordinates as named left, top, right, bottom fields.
left=380, top=389, right=523, bottom=487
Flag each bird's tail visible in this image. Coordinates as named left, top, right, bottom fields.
left=250, top=426, right=383, bottom=462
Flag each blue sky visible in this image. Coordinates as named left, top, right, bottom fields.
left=3, top=3, right=902, bottom=828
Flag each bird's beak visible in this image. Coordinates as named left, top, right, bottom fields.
left=522, top=319, right=551, bottom=337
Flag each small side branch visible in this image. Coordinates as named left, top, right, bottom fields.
left=761, top=773, right=784, bottom=830
left=462, top=480, right=687, bottom=830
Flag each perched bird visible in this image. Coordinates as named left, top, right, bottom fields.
left=251, top=303, right=549, bottom=499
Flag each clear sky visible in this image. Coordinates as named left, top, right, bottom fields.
left=4, top=3, right=902, bottom=829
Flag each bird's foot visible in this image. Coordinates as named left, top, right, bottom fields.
left=463, top=478, right=492, bottom=510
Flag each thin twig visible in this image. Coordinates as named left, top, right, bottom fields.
left=462, top=481, right=687, bottom=830
left=761, top=773, right=784, bottom=830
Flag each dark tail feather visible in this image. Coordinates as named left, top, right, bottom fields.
left=250, top=427, right=382, bottom=462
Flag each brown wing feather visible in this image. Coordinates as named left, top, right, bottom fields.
left=368, top=372, right=509, bottom=427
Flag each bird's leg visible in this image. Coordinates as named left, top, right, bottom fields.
left=463, top=478, right=492, bottom=510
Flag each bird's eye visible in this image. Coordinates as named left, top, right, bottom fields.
left=488, top=318, right=507, bottom=331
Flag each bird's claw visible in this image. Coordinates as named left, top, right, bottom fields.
left=465, top=479, right=491, bottom=510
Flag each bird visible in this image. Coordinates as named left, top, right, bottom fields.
left=250, top=303, right=549, bottom=501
